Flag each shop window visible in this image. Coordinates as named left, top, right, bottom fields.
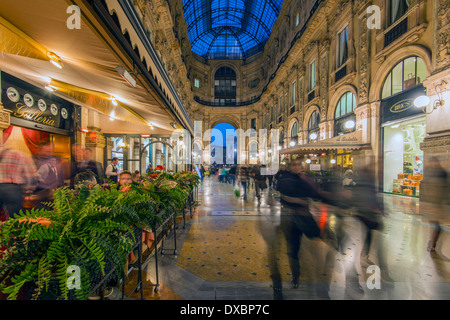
left=383, top=117, right=426, bottom=197
left=334, top=92, right=357, bottom=136
left=290, top=121, right=298, bottom=146
left=279, top=129, right=285, bottom=145
left=308, top=110, right=320, bottom=143
left=381, top=56, right=427, bottom=99
left=249, top=141, right=258, bottom=164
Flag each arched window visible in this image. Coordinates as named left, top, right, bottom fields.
left=308, top=110, right=320, bottom=143
left=214, top=66, right=236, bottom=106
left=290, top=121, right=299, bottom=146
left=381, top=56, right=427, bottom=100
left=249, top=141, right=258, bottom=164
left=279, top=128, right=285, bottom=145
left=334, top=92, right=357, bottom=136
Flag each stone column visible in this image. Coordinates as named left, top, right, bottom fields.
left=85, top=109, right=106, bottom=163
left=0, top=102, right=11, bottom=143
left=354, top=103, right=372, bottom=145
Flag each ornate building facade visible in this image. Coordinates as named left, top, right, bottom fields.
left=142, top=0, right=449, bottom=198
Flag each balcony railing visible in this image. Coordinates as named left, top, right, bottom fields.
left=307, top=90, right=315, bottom=102
left=335, top=65, right=347, bottom=83
left=384, top=17, right=408, bottom=47
left=194, top=96, right=260, bottom=107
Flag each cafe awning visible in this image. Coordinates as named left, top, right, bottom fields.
left=279, top=131, right=371, bottom=154
left=0, top=0, right=190, bottom=135
left=280, top=143, right=366, bottom=154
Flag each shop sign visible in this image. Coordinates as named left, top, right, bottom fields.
left=381, top=85, right=425, bottom=123
left=1, top=72, right=74, bottom=131
left=312, top=130, right=362, bottom=146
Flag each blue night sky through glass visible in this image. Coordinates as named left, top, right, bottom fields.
left=183, top=0, right=284, bottom=60
left=211, top=122, right=236, bottom=147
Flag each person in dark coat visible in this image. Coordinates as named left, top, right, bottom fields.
left=276, top=159, right=345, bottom=290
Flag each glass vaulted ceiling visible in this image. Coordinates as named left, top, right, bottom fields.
left=183, top=0, right=284, bottom=60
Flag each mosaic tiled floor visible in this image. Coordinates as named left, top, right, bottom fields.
left=134, top=177, right=449, bottom=300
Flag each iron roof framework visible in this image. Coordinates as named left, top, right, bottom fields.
left=183, top=0, right=283, bottom=60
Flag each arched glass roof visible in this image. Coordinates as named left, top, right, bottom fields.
left=183, top=0, right=284, bottom=60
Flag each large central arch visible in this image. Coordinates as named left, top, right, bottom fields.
left=210, top=122, right=237, bottom=165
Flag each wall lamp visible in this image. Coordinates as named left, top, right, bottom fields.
left=414, top=80, right=447, bottom=114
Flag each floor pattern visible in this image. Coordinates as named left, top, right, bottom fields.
left=120, top=177, right=449, bottom=300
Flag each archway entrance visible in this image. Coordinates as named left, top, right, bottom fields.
left=210, top=122, right=237, bottom=167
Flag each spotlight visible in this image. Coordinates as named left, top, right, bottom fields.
left=47, top=52, right=63, bottom=69
left=309, top=133, right=318, bottom=140
left=344, top=120, right=355, bottom=129
left=45, top=85, right=57, bottom=92
left=115, top=66, right=136, bottom=88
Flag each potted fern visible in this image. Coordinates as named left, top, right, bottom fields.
left=0, top=172, right=198, bottom=300
left=0, top=183, right=159, bottom=300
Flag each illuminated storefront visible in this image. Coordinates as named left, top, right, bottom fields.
left=1, top=71, right=75, bottom=184
left=381, top=85, right=427, bottom=197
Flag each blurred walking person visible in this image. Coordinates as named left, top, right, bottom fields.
left=351, top=164, right=393, bottom=290
left=251, top=161, right=266, bottom=205
left=424, top=157, right=449, bottom=253
left=0, top=143, right=38, bottom=220
left=36, top=156, right=64, bottom=208
left=237, top=162, right=250, bottom=200
left=276, top=159, right=344, bottom=292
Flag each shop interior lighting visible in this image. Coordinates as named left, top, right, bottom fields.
left=414, top=80, right=447, bottom=114
left=290, top=141, right=295, bottom=146
left=330, top=159, right=336, bottom=164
